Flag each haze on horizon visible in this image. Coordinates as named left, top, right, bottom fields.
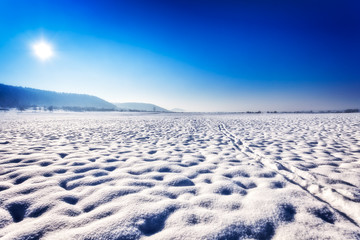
left=0, top=0, right=359, bottom=112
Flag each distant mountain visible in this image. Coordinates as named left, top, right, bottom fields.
left=0, top=83, right=116, bottom=109
left=171, top=108, right=186, bottom=112
left=114, top=102, right=170, bottom=112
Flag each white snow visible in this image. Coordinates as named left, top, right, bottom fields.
left=0, top=112, right=359, bottom=239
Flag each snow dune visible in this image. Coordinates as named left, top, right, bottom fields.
left=0, top=112, right=359, bottom=239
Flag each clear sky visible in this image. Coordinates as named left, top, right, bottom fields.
left=0, top=0, right=359, bottom=111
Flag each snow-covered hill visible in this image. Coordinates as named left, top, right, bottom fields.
left=114, top=102, right=170, bottom=112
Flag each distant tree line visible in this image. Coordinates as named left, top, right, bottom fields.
left=266, top=109, right=359, bottom=114
left=344, top=109, right=359, bottom=113
left=5, top=105, right=116, bottom=112
left=0, top=104, right=167, bottom=112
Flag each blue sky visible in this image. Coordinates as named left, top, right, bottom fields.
left=0, top=0, right=359, bottom=111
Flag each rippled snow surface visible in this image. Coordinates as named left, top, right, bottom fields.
left=0, top=112, right=359, bottom=239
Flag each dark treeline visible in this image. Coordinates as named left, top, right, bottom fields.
left=0, top=83, right=116, bottom=110
left=266, top=109, right=359, bottom=114
left=0, top=105, right=169, bottom=112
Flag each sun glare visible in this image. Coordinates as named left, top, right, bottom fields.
left=32, top=40, right=54, bottom=60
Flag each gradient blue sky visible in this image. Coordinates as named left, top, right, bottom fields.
left=0, top=0, right=359, bottom=111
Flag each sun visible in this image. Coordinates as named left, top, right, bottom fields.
left=32, top=40, right=54, bottom=60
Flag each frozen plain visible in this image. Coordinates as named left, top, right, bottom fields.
left=0, top=112, right=359, bottom=240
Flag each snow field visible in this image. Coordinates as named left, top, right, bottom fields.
left=0, top=112, right=359, bottom=239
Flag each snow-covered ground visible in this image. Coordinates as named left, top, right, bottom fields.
left=0, top=112, right=359, bottom=239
